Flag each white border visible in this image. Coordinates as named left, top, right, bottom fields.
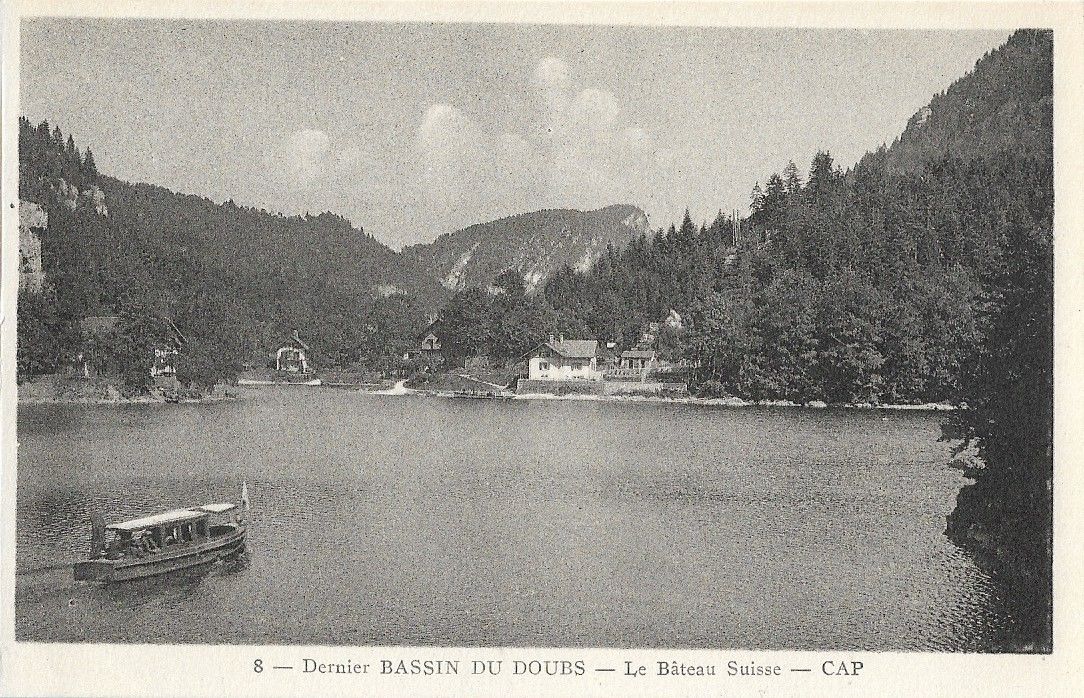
left=2, top=2, right=1082, bottom=696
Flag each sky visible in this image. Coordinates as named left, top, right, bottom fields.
left=20, top=19, right=1009, bottom=250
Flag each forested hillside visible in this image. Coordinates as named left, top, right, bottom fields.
left=16, top=117, right=443, bottom=385
left=542, top=29, right=1052, bottom=407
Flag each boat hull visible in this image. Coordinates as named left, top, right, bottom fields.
left=74, top=528, right=246, bottom=582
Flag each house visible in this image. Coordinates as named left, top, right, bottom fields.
left=275, top=330, right=313, bottom=374
left=620, top=349, right=658, bottom=371
left=77, top=315, right=187, bottom=379
left=418, top=319, right=443, bottom=357
left=151, top=320, right=186, bottom=378
left=527, top=335, right=602, bottom=381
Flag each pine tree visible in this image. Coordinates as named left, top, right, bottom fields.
left=763, top=174, right=786, bottom=222
left=82, top=147, right=98, bottom=177
left=783, top=160, right=802, bottom=196
left=749, top=182, right=765, bottom=214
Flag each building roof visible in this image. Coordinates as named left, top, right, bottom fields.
left=281, top=329, right=310, bottom=350
left=418, top=318, right=442, bottom=339
left=164, top=318, right=187, bottom=346
left=547, top=339, right=598, bottom=359
left=197, top=502, right=236, bottom=514
left=80, top=316, right=120, bottom=335
left=106, top=509, right=206, bottom=532
left=621, top=349, right=657, bottom=359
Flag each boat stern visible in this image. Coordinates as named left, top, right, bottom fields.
left=74, top=559, right=115, bottom=582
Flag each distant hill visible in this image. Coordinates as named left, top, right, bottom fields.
left=16, top=116, right=444, bottom=380
left=859, top=28, right=1052, bottom=176
left=97, top=177, right=448, bottom=310
left=402, top=204, right=651, bottom=293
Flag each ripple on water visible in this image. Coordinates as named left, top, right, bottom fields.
left=15, top=395, right=1023, bottom=648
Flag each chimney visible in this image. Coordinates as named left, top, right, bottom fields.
left=549, top=334, right=555, bottom=345
left=559, top=333, right=564, bottom=343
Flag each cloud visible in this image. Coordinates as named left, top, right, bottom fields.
left=535, top=55, right=571, bottom=111
left=410, top=55, right=682, bottom=237
left=285, top=129, right=331, bottom=185
left=567, top=88, right=620, bottom=135
left=534, top=61, right=679, bottom=220
left=413, top=104, right=540, bottom=235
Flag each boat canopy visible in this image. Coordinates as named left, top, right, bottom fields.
left=198, top=503, right=237, bottom=514
left=106, top=509, right=206, bottom=532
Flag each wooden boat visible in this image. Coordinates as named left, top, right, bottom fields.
left=74, top=502, right=246, bottom=583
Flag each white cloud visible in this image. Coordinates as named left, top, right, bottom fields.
left=567, top=88, right=620, bottom=136
left=285, top=129, right=331, bottom=185
left=410, top=55, right=682, bottom=235
left=535, top=55, right=571, bottom=111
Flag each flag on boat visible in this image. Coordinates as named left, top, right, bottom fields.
left=241, top=480, right=250, bottom=511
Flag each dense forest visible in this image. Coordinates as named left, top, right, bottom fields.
left=541, top=29, right=1052, bottom=408
left=17, top=116, right=444, bottom=387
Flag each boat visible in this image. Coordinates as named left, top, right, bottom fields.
left=74, top=501, right=246, bottom=582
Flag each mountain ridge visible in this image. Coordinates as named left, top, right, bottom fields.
left=403, top=203, right=651, bottom=293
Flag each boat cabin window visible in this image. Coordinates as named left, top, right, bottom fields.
left=195, top=520, right=207, bottom=537
left=108, top=531, right=132, bottom=556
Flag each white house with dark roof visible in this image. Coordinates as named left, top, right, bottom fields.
left=275, top=330, right=313, bottom=374
left=527, top=335, right=602, bottom=381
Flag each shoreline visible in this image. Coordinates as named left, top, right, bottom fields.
left=17, top=375, right=241, bottom=406
left=369, top=384, right=958, bottom=412
left=19, top=376, right=957, bottom=412
left=18, top=392, right=242, bottom=406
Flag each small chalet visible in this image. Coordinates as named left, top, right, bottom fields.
left=76, top=316, right=185, bottom=379
left=620, top=349, right=658, bottom=371
left=275, top=330, right=313, bottom=374
left=527, top=335, right=601, bottom=381
left=418, top=319, right=443, bottom=357
left=151, top=319, right=186, bottom=378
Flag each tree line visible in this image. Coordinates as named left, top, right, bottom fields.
left=17, top=117, right=438, bottom=389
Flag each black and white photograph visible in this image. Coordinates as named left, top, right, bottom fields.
left=2, top=1, right=1080, bottom=695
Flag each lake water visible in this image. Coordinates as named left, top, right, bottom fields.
left=15, top=388, right=1023, bottom=649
